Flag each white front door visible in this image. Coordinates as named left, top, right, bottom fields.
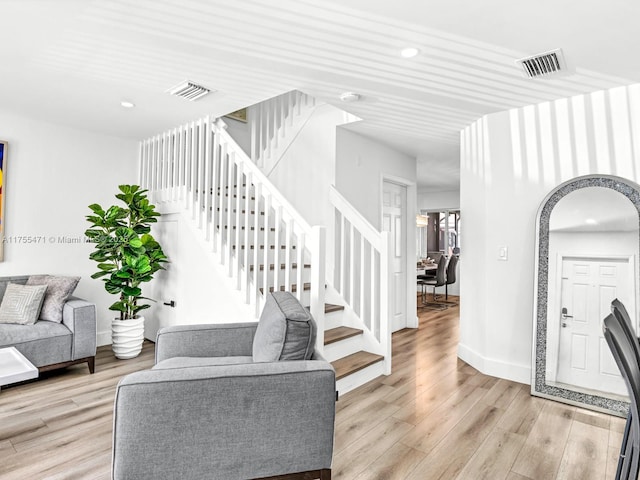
left=556, top=257, right=633, bottom=396
left=383, top=181, right=407, bottom=333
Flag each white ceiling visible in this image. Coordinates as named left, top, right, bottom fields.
left=1, top=0, right=638, bottom=191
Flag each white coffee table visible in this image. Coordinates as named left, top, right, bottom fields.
left=0, top=347, right=38, bottom=390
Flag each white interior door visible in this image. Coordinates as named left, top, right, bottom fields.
left=144, top=218, right=179, bottom=340
left=383, top=181, right=407, bottom=333
left=556, top=257, right=633, bottom=397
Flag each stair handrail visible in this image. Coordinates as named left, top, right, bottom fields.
left=329, top=186, right=384, bottom=251
left=329, top=185, right=392, bottom=374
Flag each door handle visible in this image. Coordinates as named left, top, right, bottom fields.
left=561, top=307, right=573, bottom=319
left=163, top=300, right=176, bottom=307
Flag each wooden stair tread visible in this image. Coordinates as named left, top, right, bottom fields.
left=250, top=263, right=311, bottom=272
left=324, top=326, right=362, bottom=345
left=232, top=244, right=295, bottom=250
left=332, top=351, right=384, bottom=381
left=222, top=225, right=276, bottom=232
left=324, top=303, right=345, bottom=314
left=305, top=303, right=346, bottom=314
left=214, top=208, right=264, bottom=215
left=259, top=283, right=311, bottom=294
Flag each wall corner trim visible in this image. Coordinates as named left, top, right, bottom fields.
left=457, top=342, right=531, bottom=385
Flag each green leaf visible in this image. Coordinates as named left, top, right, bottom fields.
left=122, top=286, right=142, bottom=297
left=109, top=302, right=127, bottom=312
left=88, top=204, right=105, bottom=215
left=133, top=304, right=151, bottom=313
left=105, top=282, right=122, bottom=295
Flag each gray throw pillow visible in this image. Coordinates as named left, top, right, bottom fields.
left=0, top=283, right=48, bottom=325
left=252, top=292, right=317, bottom=362
left=26, top=275, right=80, bottom=323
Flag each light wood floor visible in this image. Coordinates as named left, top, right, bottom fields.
left=0, top=298, right=626, bottom=479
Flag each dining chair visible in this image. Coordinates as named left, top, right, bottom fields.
left=603, top=309, right=640, bottom=480
left=419, top=255, right=447, bottom=310
left=444, top=255, right=458, bottom=300
left=611, top=299, right=640, bottom=480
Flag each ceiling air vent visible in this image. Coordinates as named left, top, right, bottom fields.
left=516, top=49, right=567, bottom=78
left=167, top=80, right=212, bottom=101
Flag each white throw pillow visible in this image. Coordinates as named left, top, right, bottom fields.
left=0, top=283, right=48, bottom=325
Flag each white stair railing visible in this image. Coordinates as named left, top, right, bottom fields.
left=329, top=186, right=392, bottom=374
left=249, top=90, right=316, bottom=173
left=139, top=116, right=326, bottom=350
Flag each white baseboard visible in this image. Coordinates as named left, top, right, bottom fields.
left=457, top=342, right=531, bottom=385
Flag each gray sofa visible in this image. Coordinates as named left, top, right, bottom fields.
left=0, top=275, right=97, bottom=374
left=113, top=292, right=335, bottom=480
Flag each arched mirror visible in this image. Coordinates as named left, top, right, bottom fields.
left=532, top=175, right=640, bottom=415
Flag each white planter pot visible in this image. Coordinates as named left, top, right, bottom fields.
left=112, top=317, right=145, bottom=359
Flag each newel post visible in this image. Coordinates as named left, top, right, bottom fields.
left=310, top=225, right=326, bottom=353
left=380, top=231, right=392, bottom=375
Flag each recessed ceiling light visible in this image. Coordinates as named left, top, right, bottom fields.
left=120, top=100, right=135, bottom=109
left=585, top=218, right=597, bottom=225
left=400, top=47, right=420, bottom=58
left=339, top=92, right=361, bottom=102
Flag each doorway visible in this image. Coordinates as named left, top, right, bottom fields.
left=383, top=181, right=407, bottom=333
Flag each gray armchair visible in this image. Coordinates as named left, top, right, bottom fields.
left=112, top=292, right=336, bottom=480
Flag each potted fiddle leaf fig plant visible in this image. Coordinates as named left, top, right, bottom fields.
left=85, top=185, right=168, bottom=359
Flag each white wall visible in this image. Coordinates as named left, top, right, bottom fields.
left=0, top=112, right=138, bottom=344
left=459, top=82, right=640, bottom=384
left=224, top=116, right=251, bottom=154
left=336, top=129, right=417, bottom=230
left=417, top=189, right=460, bottom=211
left=144, top=212, right=256, bottom=340
left=267, top=104, right=346, bottom=229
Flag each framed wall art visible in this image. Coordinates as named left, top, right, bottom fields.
left=0, top=141, right=5, bottom=261
left=224, top=108, right=248, bottom=123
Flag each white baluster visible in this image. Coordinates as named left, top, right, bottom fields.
left=176, top=125, right=186, bottom=200
left=203, top=117, right=212, bottom=241
left=184, top=124, right=192, bottom=211
left=210, top=125, right=221, bottom=251
left=379, top=231, right=392, bottom=375
left=295, top=228, right=304, bottom=302
left=339, top=214, right=347, bottom=297
left=242, top=170, right=252, bottom=301
left=272, top=204, right=282, bottom=293
left=262, top=193, right=272, bottom=297
left=360, top=234, right=366, bottom=322
left=284, top=217, right=293, bottom=297
left=253, top=183, right=262, bottom=316
left=228, top=151, right=239, bottom=277
left=218, top=140, right=228, bottom=260
left=172, top=128, right=178, bottom=200
left=310, top=226, right=326, bottom=352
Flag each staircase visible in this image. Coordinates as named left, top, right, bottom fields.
left=139, top=90, right=391, bottom=394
